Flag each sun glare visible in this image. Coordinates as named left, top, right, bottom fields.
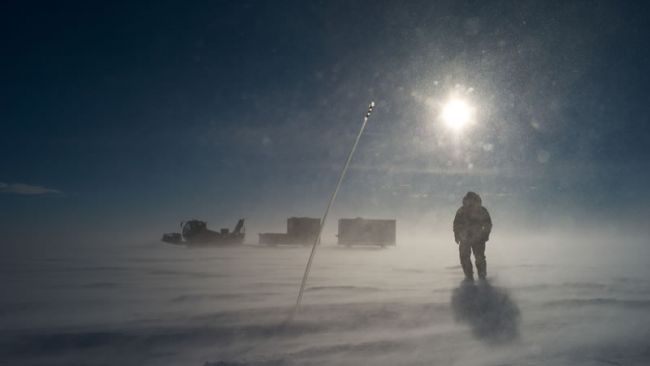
left=441, top=98, right=473, bottom=131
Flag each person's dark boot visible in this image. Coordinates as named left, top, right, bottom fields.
left=461, top=258, right=474, bottom=280
left=476, top=260, right=486, bottom=280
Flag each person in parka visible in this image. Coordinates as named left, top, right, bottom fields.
left=453, top=191, right=492, bottom=280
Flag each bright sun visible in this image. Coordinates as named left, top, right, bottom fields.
left=441, top=98, right=473, bottom=131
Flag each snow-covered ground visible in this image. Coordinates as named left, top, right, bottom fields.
left=2, top=234, right=650, bottom=365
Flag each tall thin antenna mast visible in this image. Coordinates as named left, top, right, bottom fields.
left=289, top=101, right=375, bottom=321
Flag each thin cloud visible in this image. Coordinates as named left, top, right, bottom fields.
left=0, top=182, right=62, bottom=195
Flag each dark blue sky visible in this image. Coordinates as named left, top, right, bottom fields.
left=2, top=1, right=650, bottom=246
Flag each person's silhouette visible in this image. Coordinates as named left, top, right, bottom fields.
left=453, top=192, right=492, bottom=280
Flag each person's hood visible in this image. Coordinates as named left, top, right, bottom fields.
left=462, top=191, right=482, bottom=207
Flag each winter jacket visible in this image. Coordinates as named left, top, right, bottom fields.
left=453, top=193, right=492, bottom=243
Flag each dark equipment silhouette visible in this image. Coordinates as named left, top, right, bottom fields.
left=161, top=219, right=245, bottom=246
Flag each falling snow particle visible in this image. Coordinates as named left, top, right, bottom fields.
left=537, top=149, right=550, bottom=164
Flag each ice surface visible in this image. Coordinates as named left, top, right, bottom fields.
left=2, top=238, right=650, bottom=365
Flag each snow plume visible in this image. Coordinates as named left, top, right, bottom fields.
left=3, top=240, right=650, bottom=365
